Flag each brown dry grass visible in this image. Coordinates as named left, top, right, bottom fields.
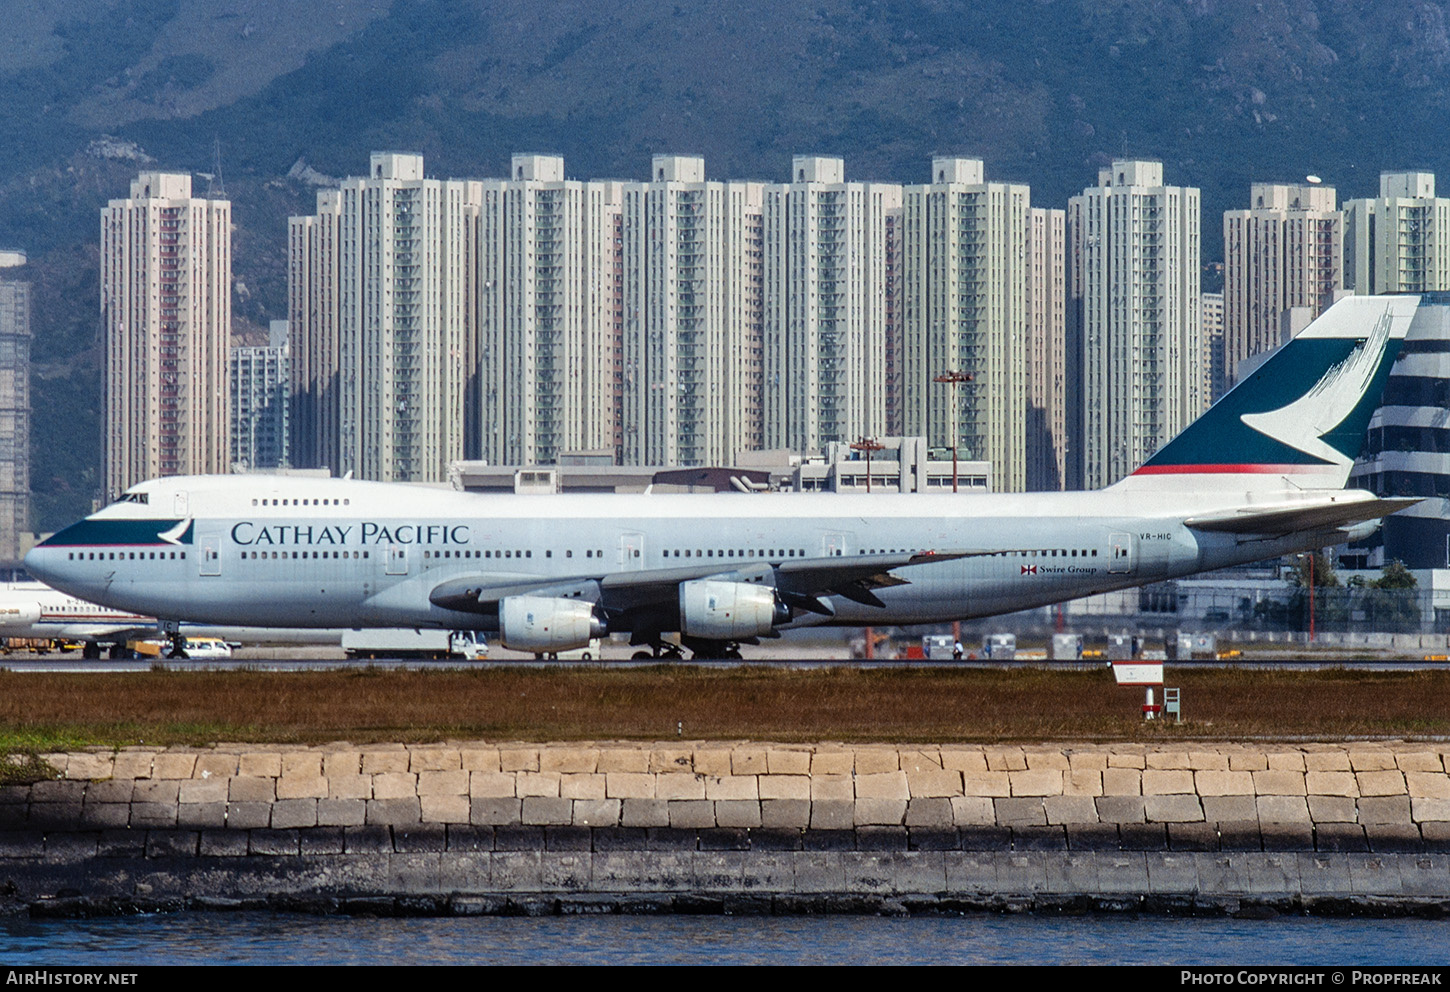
left=2, top=666, right=1449, bottom=749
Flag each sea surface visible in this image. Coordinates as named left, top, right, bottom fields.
left=2, top=912, right=1448, bottom=966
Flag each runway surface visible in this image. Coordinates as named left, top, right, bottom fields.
left=1, top=651, right=1446, bottom=672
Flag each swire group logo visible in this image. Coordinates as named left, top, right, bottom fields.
left=1021, top=565, right=1037, bottom=575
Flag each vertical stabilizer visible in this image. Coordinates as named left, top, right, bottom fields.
left=1112, top=295, right=1418, bottom=492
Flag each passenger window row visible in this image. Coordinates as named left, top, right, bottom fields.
left=663, top=548, right=805, bottom=559
left=243, top=551, right=366, bottom=560
left=252, top=498, right=350, bottom=507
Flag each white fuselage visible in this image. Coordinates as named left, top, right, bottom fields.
left=24, top=475, right=1351, bottom=634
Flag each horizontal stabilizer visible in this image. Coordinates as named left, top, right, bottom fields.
left=1184, top=496, right=1419, bottom=536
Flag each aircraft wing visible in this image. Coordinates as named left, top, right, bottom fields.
left=429, top=549, right=974, bottom=617
left=31, top=623, right=158, bottom=643
left=1183, top=496, right=1419, bottom=537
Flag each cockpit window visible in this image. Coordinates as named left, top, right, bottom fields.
left=118, top=492, right=149, bottom=505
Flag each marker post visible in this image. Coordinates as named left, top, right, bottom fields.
left=1112, top=661, right=1165, bottom=720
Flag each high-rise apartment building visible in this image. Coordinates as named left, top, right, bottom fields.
left=901, top=158, right=1030, bottom=492
left=764, top=156, right=899, bottom=453
left=1223, top=182, right=1342, bottom=387
left=621, top=156, right=763, bottom=466
left=289, top=152, right=479, bottom=482
left=1200, top=291, right=1225, bottom=403
left=1345, top=171, right=1450, bottom=295
left=102, top=172, right=230, bottom=496
left=882, top=209, right=904, bottom=436
left=1068, top=160, right=1201, bottom=489
left=1026, top=207, right=1067, bottom=491
left=0, top=251, right=29, bottom=562
left=478, top=154, right=619, bottom=466
left=230, top=320, right=290, bottom=471
left=288, top=193, right=341, bottom=473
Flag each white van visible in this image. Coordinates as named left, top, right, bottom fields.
left=133, top=637, right=233, bottom=660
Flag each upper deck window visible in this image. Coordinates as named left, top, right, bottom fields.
left=117, top=492, right=149, bottom=505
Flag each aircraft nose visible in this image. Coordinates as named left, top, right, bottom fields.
left=25, top=520, right=86, bottom=584
left=24, top=542, right=58, bottom=583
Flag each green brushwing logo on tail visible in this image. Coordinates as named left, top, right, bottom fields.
left=1135, top=306, right=1401, bottom=475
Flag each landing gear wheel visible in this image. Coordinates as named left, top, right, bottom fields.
left=82, top=642, right=100, bottom=660
left=632, top=651, right=653, bottom=660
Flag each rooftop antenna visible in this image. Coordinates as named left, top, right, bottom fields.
left=206, top=137, right=226, bottom=198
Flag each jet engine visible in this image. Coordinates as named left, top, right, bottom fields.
left=679, top=580, right=787, bottom=640
left=0, top=601, right=42, bottom=630
left=498, top=596, right=604, bottom=653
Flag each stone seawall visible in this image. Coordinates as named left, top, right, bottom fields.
left=4, top=741, right=1450, bottom=917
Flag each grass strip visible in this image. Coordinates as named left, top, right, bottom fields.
left=2, top=665, right=1448, bottom=749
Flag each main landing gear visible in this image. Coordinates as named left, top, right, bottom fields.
left=630, top=640, right=685, bottom=661
left=681, top=637, right=744, bottom=661
left=627, top=635, right=743, bottom=661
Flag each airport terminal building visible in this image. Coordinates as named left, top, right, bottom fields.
left=1349, top=292, right=1450, bottom=570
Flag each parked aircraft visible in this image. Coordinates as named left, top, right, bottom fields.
left=0, top=582, right=345, bottom=658
left=0, top=582, right=151, bottom=657
left=25, top=296, right=1421, bottom=659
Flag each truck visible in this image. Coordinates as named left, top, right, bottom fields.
left=342, top=629, right=487, bottom=660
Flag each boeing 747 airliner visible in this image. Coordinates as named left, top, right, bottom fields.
left=26, top=296, right=1422, bottom=659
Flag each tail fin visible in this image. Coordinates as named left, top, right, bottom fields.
left=1113, top=295, right=1418, bottom=492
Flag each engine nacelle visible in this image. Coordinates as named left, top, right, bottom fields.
left=0, top=601, right=41, bottom=630
left=1337, top=519, right=1381, bottom=544
left=679, top=580, right=784, bottom=640
left=498, top=596, right=604, bottom=652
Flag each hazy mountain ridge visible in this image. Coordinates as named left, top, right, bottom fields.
left=5, top=0, right=1450, bottom=527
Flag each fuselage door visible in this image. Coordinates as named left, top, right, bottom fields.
left=1108, top=532, right=1134, bottom=575
left=199, top=546, right=221, bottom=577
left=386, top=545, right=409, bottom=576
left=822, top=531, right=851, bottom=557
left=173, top=491, right=189, bottom=517
left=619, top=531, right=644, bottom=571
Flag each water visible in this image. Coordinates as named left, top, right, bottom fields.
left=2, top=913, right=1447, bottom=966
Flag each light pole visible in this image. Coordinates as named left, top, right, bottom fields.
left=934, top=371, right=973, bottom=492
left=850, top=437, right=884, bottom=493
left=850, top=436, right=886, bottom=661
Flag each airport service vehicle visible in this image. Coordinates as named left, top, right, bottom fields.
left=342, top=628, right=486, bottom=660
left=132, top=637, right=232, bottom=660
left=921, top=635, right=955, bottom=660
left=1050, top=634, right=1084, bottom=661
left=540, top=638, right=601, bottom=661
left=982, top=633, right=1016, bottom=661
left=25, top=296, right=1423, bottom=661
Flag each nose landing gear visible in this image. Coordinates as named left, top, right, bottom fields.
left=161, top=621, right=188, bottom=660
